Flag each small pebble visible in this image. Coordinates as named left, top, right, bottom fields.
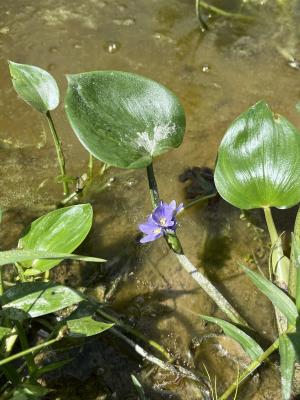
left=103, top=41, right=121, bottom=54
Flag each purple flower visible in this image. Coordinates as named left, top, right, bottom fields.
left=139, top=200, right=183, bottom=243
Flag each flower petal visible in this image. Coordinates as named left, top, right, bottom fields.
left=139, top=221, right=158, bottom=234
left=169, top=200, right=176, bottom=210
left=140, top=230, right=163, bottom=243
left=176, top=203, right=184, bottom=213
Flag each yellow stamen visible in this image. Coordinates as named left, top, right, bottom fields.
left=159, top=217, right=167, bottom=226
left=153, top=228, right=162, bottom=234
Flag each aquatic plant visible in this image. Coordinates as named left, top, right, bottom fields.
left=2, top=61, right=300, bottom=399
left=139, top=200, right=183, bottom=243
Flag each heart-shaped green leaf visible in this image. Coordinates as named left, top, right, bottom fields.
left=65, top=71, right=186, bottom=169
left=1, top=282, right=84, bottom=318
left=18, top=204, right=93, bottom=273
left=9, top=61, right=59, bottom=113
left=215, top=101, right=300, bottom=209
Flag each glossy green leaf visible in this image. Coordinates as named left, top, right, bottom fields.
left=279, top=334, right=296, bottom=400
left=215, top=101, right=300, bottom=209
left=1, top=282, right=84, bottom=318
left=9, top=61, right=59, bottom=113
left=18, top=204, right=93, bottom=273
left=67, top=316, right=113, bottom=337
left=0, top=249, right=105, bottom=269
left=65, top=71, right=186, bottom=169
left=200, top=315, right=263, bottom=360
left=241, top=264, right=298, bottom=325
left=66, top=302, right=113, bottom=337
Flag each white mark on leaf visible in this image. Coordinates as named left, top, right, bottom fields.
left=135, top=123, right=176, bottom=155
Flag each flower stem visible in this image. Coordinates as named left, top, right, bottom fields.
left=45, top=111, right=69, bottom=196
left=146, top=164, right=160, bottom=207
left=145, top=163, right=248, bottom=327
left=176, top=254, right=248, bottom=326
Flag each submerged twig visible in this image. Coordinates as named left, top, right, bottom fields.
left=110, top=327, right=209, bottom=392
left=96, top=307, right=172, bottom=362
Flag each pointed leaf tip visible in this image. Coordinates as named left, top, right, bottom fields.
left=9, top=61, right=59, bottom=113
left=214, top=100, right=300, bottom=209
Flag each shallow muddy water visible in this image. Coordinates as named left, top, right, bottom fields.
left=1, top=0, right=300, bottom=399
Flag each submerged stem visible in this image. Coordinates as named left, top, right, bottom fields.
left=179, top=193, right=217, bottom=214
left=219, top=324, right=295, bottom=400
left=110, top=327, right=208, bottom=389
left=96, top=308, right=172, bottom=361
left=145, top=163, right=248, bottom=327
left=198, top=0, right=253, bottom=21
left=45, top=111, right=69, bottom=196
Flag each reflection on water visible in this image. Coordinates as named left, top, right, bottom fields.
left=0, top=0, right=300, bottom=398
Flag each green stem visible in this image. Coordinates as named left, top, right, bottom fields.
left=45, top=111, right=69, bottom=196
left=96, top=308, right=172, bottom=361
left=145, top=163, right=248, bottom=328
left=219, top=325, right=294, bottom=400
left=88, top=153, right=94, bottom=180
left=146, top=164, right=160, bottom=207
left=15, top=322, right=36, bottom=376
left=195, top=0, right=208, bottom=30
left=264, top=207, right=289, bottom=333
left=0, top=334, right=62, bottom=368
left=179, top=193, right=217, bottom=214
left=0, top=268, right=3, bottom=296
left=198, top=0, right=253, bottom=21
left=263, top=207, right=289, bottom=286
